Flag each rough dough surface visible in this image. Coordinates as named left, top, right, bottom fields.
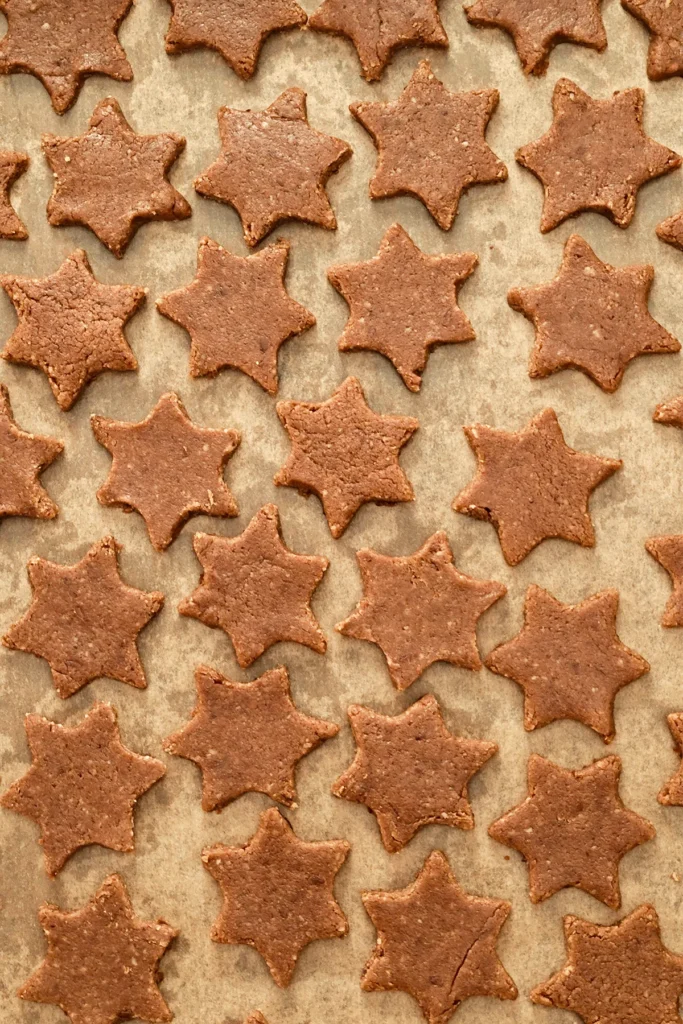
left=645, top=533, right=683, bottom=626
left=622, top=0, right=683, bottom=80
left=658, top=713, right=683, bottom=805
left=0, top=148, right=28, bottom=238
left=0, top=383, right=63, bottom=525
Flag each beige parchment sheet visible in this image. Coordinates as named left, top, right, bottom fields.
left=1, top=1, right=683, bottom=1022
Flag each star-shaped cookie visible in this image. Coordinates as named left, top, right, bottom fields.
left=489, top=754, right=655, bottom=907
left=336, top=531, right=506, bottom=690
left=3, top=537, right=164, bottom=698
left=465, top=0, right=607, bottom=75
left=19, top=875, right=177, bottom=1024
left=328, top=223, right=477, bottom=391
left=92, top=392, right=241, bottom=551
left=164, top=0, right=308, bottom=78
left=0, top=0, right=134, bottom=113
left=42, top=97, right=191, bottom=257
left=0, top=149, right=28, bottom=238
left=179, top=504, right=328, bottom=667
left=195, top=89, right=352, bottom=247
left=531, top=905, right=683, bottom=1024
left=275, top=376, right=418, bottom=538
left=654, top=393, right=683, bottom=428
left=332, top=695, right=496, bottom=852
left=659, top=713, right=683, bottom=805
left=362, top=851, right=517, bottom=1024
left=203, top=807, right=349, bottom=987
left=309, top=0, right=448, bottom=81
left=1, top=702, right=165, bottom=876
left=485, top=585, right=649, bottom=741
left=453, top=408, right=621, bottom=565
left=351, top=61, right=507, bottom=231
left=157, top=237, right=315, bottom=394
left=0, top=384, right=63, bottom=527
left=517, top=78, right=681, bottom=232
left=508, top=234, right=679, bottom=392
left=623, top=0, right=683, bottom=80
left=164, top=664, right=338, bottom=810
left=646, top=534, right=683, bottom=626
left=1, top=249, right=145, bottom=410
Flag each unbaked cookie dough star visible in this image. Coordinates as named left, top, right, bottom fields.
left=0, top=384, right=63, bottom=526
left=646, top=534, right=683, bottom=626
left=623, top=0, right=683, bottom=80
left=0, top=149, right=28, bottom=238
left=660, top=713, right=683, bottom=805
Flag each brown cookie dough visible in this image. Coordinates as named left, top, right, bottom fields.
left=453, top=408, right=621, bottom=565
left=328, top=223, right=477, bottom=391
left=351, top=61, right=507, bottom=231
left=3, top=537, right=164, bottom=699
left=362, top=851, right=517, bottom=1024
left=623, top=0, right=683, bottom=80
left=275, top=376, right=418, bottom=538
left=1, top=702, right=165, bottom=876
left=333, top=695, right=496, bottom=852
left=654, top=393, right=683, bottom=426
left=1, top=249, right=145, bottom=410
left=92, top=393, right=240, bottom=551
left=508, top=234, right=679, bottom=392
left=194, top=89, right=352, bottom=247
left=517, top=78, right=681, bottom=232
left=646, top=535, right=683, bottom=626
left=489, top=754, right=654, bottom=907
left=0, top=149, right=28, bottom=238
left=336, top=532, right=506, bottom=690
left=657, top=209, right=683, bottom=251
left=465, top=0, right=607, bottom=75
left=531, top=905, right=683, bottom=1024
left=659, top=713, right=683, bottom=805
left=157, top=237, right=315, bottom=394
left=164, top=664, right=338, bottom=810
left=309, top=0, right=448, bottom=81
left=164, top=0, right=307, bottom=78
left=245, top=1016, right=268, bottom=1024
left=0, top=0, right=134, bottom=114
left=19, top=874, right=177, bottom=1024
left=203, top=807, right=349, bottom=987
left=179, top=504, right=328, bottom=667
left=0, top=384, right=63, bottom=526
left=42, top=97, right=191, bottom=258
left=485, top=585, right=649, bottom=742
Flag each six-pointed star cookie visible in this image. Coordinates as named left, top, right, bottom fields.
left=203, top=807, right=349, bottom=987
left=3, top=537, right=164, bottom=698
left=654, top=393, right=683, bottom=428
left=1, top=702, right=165, bottom=876
left=485, top=585, right=649, bottom=741
left=275, top=376, right=418, bottom=538
left=92, top=392, right=241, bottom=551
left=42, top=97, right=191, bottom=257
left=489, top=754, right=655, bottom=908
left=465, top=0, right=607, bottom=75
left=362, top=851, right=517, bottom=1024
left=516, top=78, right=681, bottom=232
left=164, top=664, right=338, bottom=810
left=309, top=0, right=448, bottom=80
left=453, top=408, right=621, bottom=565
left=164, top=0, right=307, bottom=78
left=0, top=384, right=63, bottom=526
left=1, top=249, right=145, bottom=410
left=19, top=874, right=177, bottom=1024
left=328, top=223, right=478, bottom=391
left=195, top=89, right=352, bottom=247
left=623, top=0, right=683, bottom=80
left=351, top=61, right=507, bottom=231
left=659, top=713, right=683, bottom=805
left=0, top=149, right=28, bottom=238
left=179, top=504, right=328, bottom=667
left=531, top=905, right=683, bottom=1024
left=336, top=531, right=506, bottom=690
left=0, top=0, right=134, bottom=113
left=657, top=207, right=683, bottom=250
left=646, top=534, right=683, bottom=626
left=333, top=695, right=497, bottom=852
left=508, top=234, right=679, bottom=392
left=157, top=236, right=315, bottom=394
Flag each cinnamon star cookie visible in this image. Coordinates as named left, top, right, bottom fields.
left=333, top=695, right=497, bottom=852
left=654, top=393, right=683, bottom=427
left=485, top=585, right=649, bottom=742
left=646, top=534, right=683, bottom=626
left=179, top=504, right=327, bottom=667
left=195, top=89, right=352, bottom=247
left=351, top=61, right=507, bottom=231
left=517, top=78, right=681, bottom=232
left=0, top=149, right=28, bottom=238
left=42, top=97, right=191, bottom=257
left=657, top=208, right=683, bottom=251
left=1, top=249, right=145, bottom=410
left=157, top=237, right=315, bottom=394
left=1, top=703, right=165, bottom=876
left=164, top=664, right=338, bottom=810
left=203, top=807, right=349, bottom=987
left=336, top=532, right=505, bottom=690
left=328, top=223, right=477, bottom=391
left=0, top=384, right=63, bottom=526
left=362, top=851, right=517, bottom=1023
left=623, top=0, right=683, bottom=80
left=659, top=713, right=683, bottom=805
left=275, top=376, right=418, bottom=538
